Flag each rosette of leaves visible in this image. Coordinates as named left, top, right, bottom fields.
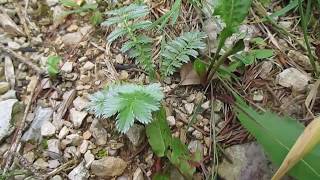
left=88, top=83, right=164, bottom=133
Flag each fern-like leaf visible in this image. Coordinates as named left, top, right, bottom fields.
left=88, top=83, right=164, bottom=133
left=101, top=4, right=154, bottom=76
left=160, top=31, right=207, bottom=77
left=121, top=35, right=154, bottom=74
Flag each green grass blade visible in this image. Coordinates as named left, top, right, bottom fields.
left=235, top=96, right=320, bottom=179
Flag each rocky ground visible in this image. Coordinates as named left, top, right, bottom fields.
left=0, top=0, right=318, bottom=179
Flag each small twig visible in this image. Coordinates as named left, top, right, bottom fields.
left=3, top=76, right=40, bottom=174
left=43, top=159, right=77, bottom=179
left=0, top=44, right=44, bottom=75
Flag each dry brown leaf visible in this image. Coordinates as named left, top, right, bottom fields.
left=272, top=117, right=320, bottom=180
left=180, top=63, right=201, bottom=85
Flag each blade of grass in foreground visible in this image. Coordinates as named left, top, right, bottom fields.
left=234, top=95, right=320, bottom=180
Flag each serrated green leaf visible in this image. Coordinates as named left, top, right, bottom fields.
left=213, top=0, right=252, bottom=60
left=235, top=95, right=320, bottom=180
left=160, top=31, right=207, bottom=77
left=146, top=106, right=172, bottom=157
left=88, top=83, right=164, bottom=133
left=167, top=138, right=196, bottom=178
left=47, top=56, right=61, bottom=78
left=106, top=28, right=127, bottom=43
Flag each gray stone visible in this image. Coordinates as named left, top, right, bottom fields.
left=23, top=151, right=35, bottom=163
left=0, top=82, right=10, bottom=94
left=188, top=140, right=203, bottom=156
left=133, top=168, right=144, bottom=180
left=46, top=0, right=58, bottom=6
left=84, top=150, right=94, bottom=168
left=34, top=158, right=49, bottom=169
left=91, top=157, right=127, bottom=177
left=62, top=32, right=82, bottom=46
left=125, top=124, right=145, bottom=147
left=66, top=134, right=82, bottom=146
left=166, top=116, right=176, bottom=127
left=41, top=121, right=56, bottom=136
left=79, top=140, right=89, bottom=154
left=0, top=90, right=16, bottom=101
left=0, top=99, right=21, bottom=141
left=89, top=119, right=108, bottom=145
left=83, top=61, right=95, bottom=71
left=51, top=175, right=63, bottom=180
left=7, top=41, right=20, bottom=50
left=192, top=130, right=203, bottom=140
left=48, top=139, right=61, bottom=155
left=184, top=103, right=194, bottom=114
left=119, top=70, right=129, bottom=80
left=70, top=108, right=87, bottom=128
left=259, top=61, right=273, bottom=79
left=61, top=61, right=73, bottom=73
left=115, top=54, right=124, bottom=64
left=288, top=50, right=312, bottom=70
left=201, top=100, right=210, bottom=110
left=218, top=142, right=273, bottom=180
left=68, top=161, right=90, bottom=180
left=73, top=96, right=89, bottom=111
left=48, top=159, right=60, bottom=168
left=277, top=68, right=311, bottom=92
left=58, top=126, right=69, bottom=139
left=22, top=107, right=53, bottom=142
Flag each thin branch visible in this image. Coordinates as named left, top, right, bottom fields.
left=0, top=44, right=44, bottom=75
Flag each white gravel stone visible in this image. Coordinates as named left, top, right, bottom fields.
left=166, top=116, right=176, bottom=126
left=83, top=61, right=95, bottom=71
left=70, top=108, right=87, bottom=128
left=73, top=96, right=89, bottom=111
left=277, top=68, right=311, bottom=92
left=41, top=121, right=56, bottom=137
left=58, top=126, right=69, bottom=139
left=61, top=62, right=73, bottom=73
left=184, top=103, right=194, bottom=114
left=48, top=139, right=61, bottom=155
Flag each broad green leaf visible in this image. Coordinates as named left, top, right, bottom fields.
left=235, top=96, right=320, bottom=180
left=214, top=0, right=252, bottom=29
left=47, top=56, right=61, bottom=78
left=252, top=49, right=273, bottom=59
left=273, top=117, right=320, bottom=180
left=213, top=0, right=252, bottom=58
left=146, top=106, right=172, bottom=157
left=167, top=138, right=196, bottom=178
left=193, top=58, right=207, bottom=78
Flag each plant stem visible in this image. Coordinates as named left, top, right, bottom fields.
left=206, top=46, right=235, bottom=83
left=298, top=0, right=319, bottom=76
